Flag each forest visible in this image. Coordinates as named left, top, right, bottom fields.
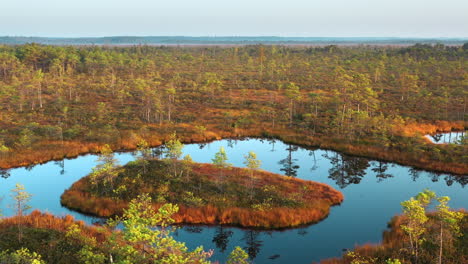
left=0, top=43, right=466, bottom=175
left=0, top=43, right=467, bottom=263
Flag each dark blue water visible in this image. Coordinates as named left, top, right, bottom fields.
left=0, top=138, right=466, bottom=263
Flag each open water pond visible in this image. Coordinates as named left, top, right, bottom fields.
left=0, top=138, right=467, bottom=263
left=425, top=131, right=466, bottom=144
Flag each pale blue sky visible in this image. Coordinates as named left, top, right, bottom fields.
left=1, top=0, right=467, bottom=37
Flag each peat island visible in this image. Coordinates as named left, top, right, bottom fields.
left=61, top=143, right=343, bottom=229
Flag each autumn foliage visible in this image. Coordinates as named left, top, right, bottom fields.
left=0, top=44, right=466, bottom=175
left=61, top=161, right=343, bottom=229
left=0, top=210, right=107, bottom=241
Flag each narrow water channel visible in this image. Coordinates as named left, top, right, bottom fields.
left=425, top=131, right=466, bottom=144
left=0, top=138, right=466, bottom=263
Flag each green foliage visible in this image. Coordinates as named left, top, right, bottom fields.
left=182, top=191, right=205, bottom=207
left=195, top=125, right=207, bottom=136
left=9, top=183, right=32, bottom=242
left=212, top=146, right=230, bottom=169
left=10, top=183, right=32, bottom=217
left=400, top=189, right=435, bottom=259
left=89, top=144, right=120, bottom=195
left=135, top=139, right=151, bottom=172
left=0, top=140, right=10, bottom=154
left=332, top=190, right=467, bottom=264
left=79, top=194, right=213, bottom=264
left=345, top=250, right=377, bottom=264
left=163, top=133, right=184, bottom=178
left=435, top=196, right=465, bottom=264
left=399, top=190, right=465, bottom=263
left=136, top=139, right=151, bottom=159
left=164, top=133, right=183, bottom=160
left=17, top=128, right=35, bottom=149
left=243, top=151, right=261, bottom=171
left=0, top=44, right=466, bottom=174
left=0, top=248, right=45, bottom=264
left=227, top=246, right=249, bottom=264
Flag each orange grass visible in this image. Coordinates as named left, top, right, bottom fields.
left=1, top=121, right=466, bottom=174
left=61, top=163, right=344, bottom=229
left=395, top=120, right=466, bottom=137
left=319, top=211, right=468, bottom=264
left=0, top=210, right=108, bottom=242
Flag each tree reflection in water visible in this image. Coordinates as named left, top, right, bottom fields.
left=278, top=144, right=300, bottom=177
left=267, top=138, right=276, bottom=152
left=0, top=169, right=10, bottom=179
left=323, top=152, right=370, bottom=188
left=370, top=161, right=393, bottom=182
left=151, top=146, right=164, bottom=159
left=226, top=139, right=236, bottom=149
left=242, top=230, right=263, bottom=260
left=54, top=160, right=65, bottom=175
left=183, top=226, right=203, bottom=234
left=410, top=167, right=466, bottom=188
left=212, top=226, right=233, bottom=253
left=309, top=150, right=319, bottom=171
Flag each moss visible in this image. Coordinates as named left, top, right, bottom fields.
left=61, top=160, right=343, bottom=229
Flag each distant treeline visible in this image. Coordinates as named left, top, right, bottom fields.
left=0, top=36, right=467, bottom=45
left=0, top=43, right=466, bottom=173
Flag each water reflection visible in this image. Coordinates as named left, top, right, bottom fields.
left=212, top=227, right=234, bottom=253
left=226, top=139, right=236, bottom=149
left=278, top=144, right=300, bottom=177
left=409, top=168, right=466, bottom=188
left=371, top=161, right=393, bottom=182
left=54, top=160, right=65, bottom=175
left=152, top=146, right=164, bottom=159
left=183, top=226, right=204, bottom=234
left=242, top=230, right=263, bottom=260
left=426, top=131, right=466, bottom=144
left=1, top=138, right=466, bottom=264
left=324, top=152, right=370, bottom=188
left=309, top=150, right=319, bottom=171
left=0, top=169, right=10, bottom=179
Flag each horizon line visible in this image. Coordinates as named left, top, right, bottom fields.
left=2, top=35, right=468, bottom=39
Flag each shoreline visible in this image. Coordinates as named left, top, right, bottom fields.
left=61, top=162, right=344, bottom=229
left=1, top=130, right=467, bottom=176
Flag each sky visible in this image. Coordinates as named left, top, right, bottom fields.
left=1, top=0, right=467, bottom=37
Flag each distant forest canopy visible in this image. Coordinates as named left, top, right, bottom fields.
left=0, top=43, right=466, bottom=173
left=0, top=36, right=468, bottom=45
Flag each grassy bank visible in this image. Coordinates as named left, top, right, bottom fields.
left=0, top=211, right=108, bottom=264
left=1, top=120, right=467, bottom=175
left=61, top=159, right=343, bottom=229
left=321, top=212, right=468, bottom=264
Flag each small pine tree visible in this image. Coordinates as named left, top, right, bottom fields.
left=243, top=151, right=261, bottom=200
left=163, top=133, right=184, bottom=178
left=212, top=146, right=232, bottom=190
left=10, top=183, right=32, bottom=242
left=136, top=139, right=151, bottom=173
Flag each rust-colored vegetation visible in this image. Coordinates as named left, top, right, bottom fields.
left=320, top=211, right=468, bottom=264
left=0, top=211, right=109, bottom=264
left=0, top=210, right=107, bottom=241
left=0, top=44, right=467, bottom=175
left=61, top=160, right=343, bottom=229
left=2, top=121, right=467, bottom=175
